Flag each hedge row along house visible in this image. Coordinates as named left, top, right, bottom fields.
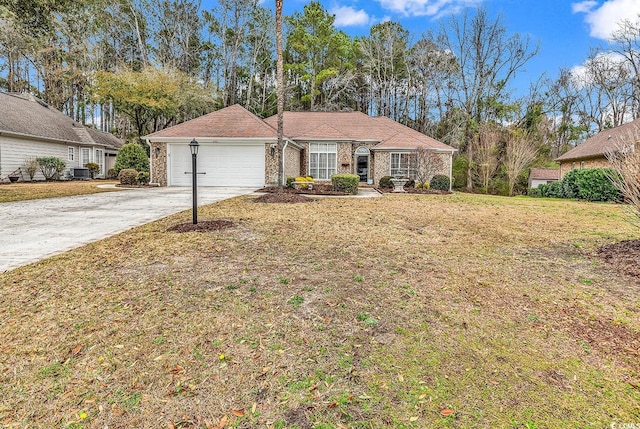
left=0, top=92, right=123, bottom=181
left=144, top=104, right=456, bottom=188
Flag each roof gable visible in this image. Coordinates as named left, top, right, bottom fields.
left=556, top=118, right=640, bottom=161
left=145, top=104, right=277, bottom=139
left=0, top=92, right=123, bottom=149
left=264, top=111, right=454, bottom=151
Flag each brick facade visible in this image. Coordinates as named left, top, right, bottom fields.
left=264, top=143, right=302, bottom=185
left=559, top=156, right=610, bottom=178
left=150, top=141, right=167, bottom=186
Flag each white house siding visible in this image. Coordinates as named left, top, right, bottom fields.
left=0, top=135, right=85, bottom=180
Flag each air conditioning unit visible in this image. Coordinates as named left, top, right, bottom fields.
left=72, top=168, right=90, bottom=179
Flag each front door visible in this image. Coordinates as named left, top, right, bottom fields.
left=356, top=155, right=368, bottom=182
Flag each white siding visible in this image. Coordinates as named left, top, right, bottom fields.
left=0, top=135, right=83, bottom=180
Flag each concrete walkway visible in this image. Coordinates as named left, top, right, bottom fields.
left=0, top=187, right=255, bottom=273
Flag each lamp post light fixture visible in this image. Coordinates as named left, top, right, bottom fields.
left=189, top=138, right=199, bottom=224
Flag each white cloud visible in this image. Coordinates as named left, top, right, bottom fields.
left=331, top=5, right=371, bottom=27
left=572, top=0, right=640, bottom=40
left=375, top=0, right=482, bottom=18
left=571, top=1, right=597, bottom=14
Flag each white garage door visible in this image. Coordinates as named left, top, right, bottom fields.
left=168, top=143, right=265, bottom=187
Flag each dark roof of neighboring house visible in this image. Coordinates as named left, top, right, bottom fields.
left=529, top=168, right=560, bottom=181
left=145, top=104, right=278, bottom=139
left=556, top=118, right=640, bottom=162
left=0, top=92, right=123, bottom=150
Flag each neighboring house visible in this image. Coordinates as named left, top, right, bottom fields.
left=144, top=104, right=456, bottom=188
left=555, top=118, right=640, bottom=178
left=528, top=168, right=560, bottom=188
left=0, top=92, right=123, bottom=181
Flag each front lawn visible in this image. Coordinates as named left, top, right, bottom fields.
left=0, top=180, right=120, bottom=203
left=0, top=193, right=638, bottom=428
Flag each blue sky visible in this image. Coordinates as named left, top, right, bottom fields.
left=253, top=0, right=640, bottom=94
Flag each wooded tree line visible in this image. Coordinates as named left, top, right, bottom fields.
left=1, top=0, right=640, bottom=193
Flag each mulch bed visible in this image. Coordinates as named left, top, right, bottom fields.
left=597, top=239, right=640, bottom=278
left=376, top=187, right=452, bottom=194
left=257, top=184, right=349, bottom=196
left=167, top=219, right=236, bottom=233
left=252, top=193, right=315, bottom=204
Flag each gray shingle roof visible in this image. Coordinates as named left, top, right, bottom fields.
left=0, top=92, right=123, bottom=150
left=556, top=118, right=640, bottom=161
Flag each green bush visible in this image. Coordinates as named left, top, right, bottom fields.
left=286, top=177, right=296, bottom=188
left=136, top=171, right=150, bottom=184
left=543, top=180, right=563, bottom=198
left=527, top=187, right=542, bottom=197
left=430, top=174, right=450, bottom=191
left=107, top=168, right=117, bottom=179
left=452, top=155, right=467, bottom=189
left=573, top=168, right=621, bottom=202
left=379, top=175, right=393, bottom=189
left=36, top=156, right=66, bottom=180
left=84, top=162, right=100, bottom=179
left=331, top=174, right=359, bottom=194
left=560, top=169, right=581, bottom=199
left=404, top=178, right=415, bottom=189
left=118, top=168, right=138, bottom=185
left=114, top=143, right=149, bottom=174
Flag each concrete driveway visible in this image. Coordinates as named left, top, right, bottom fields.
left=0, top=186, right=255, bottom=273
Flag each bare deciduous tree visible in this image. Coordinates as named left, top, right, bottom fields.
left=415, top=147, right=444, bottom=185
left=473, top=123, right=501, bottom=192
left=607, top=126, right=640, bottom=227
left=504, top=130, right=538, bottom=196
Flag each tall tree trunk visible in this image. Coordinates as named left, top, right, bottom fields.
left=276, top=0, right=284, bottom=192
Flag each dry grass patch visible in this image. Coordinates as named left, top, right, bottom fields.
left=1, top=193, right=639, bottom=428
left=0, top=180, right=120, bottom=202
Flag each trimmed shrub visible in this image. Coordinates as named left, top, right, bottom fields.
left=527, top=187, right=542, bottom=197
left=423, top=181, right=430, bottom=190
left=137, top=171, right=150, bottom=184
left=36, top=156, right=66, bottom=180
left=107, top=168, right=117, bottom=179
left=85, top=162, right=100, bottom=179
left=404, top=179, right=415, bottom=189
left=430, top=174, right=450, bottom=191
left=331, top=173, right=359, bottom=194
left=543, top=180, right=563, bottom=198
left=118, top=168, right=138, bottom=185
left=379, top=175, right=393, bottom=189
left=114, top=143, right=149, bottom=174
left=560, top=169, right=580, bottom=199
left=573, top=168, right=621, bottom=202
left=286, top=177, right=296, bottom=188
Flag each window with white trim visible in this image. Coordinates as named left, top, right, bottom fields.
left=95, top=149, right=104, bottom=175
left=391, top=153, right=416, bottom=178
left=68, top=147, right=75, bottom=161
left=81, top=148, right=90, bottom=167
left=309, top=143, right=337, bottom=180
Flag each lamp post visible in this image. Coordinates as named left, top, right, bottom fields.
left=189, top=138, right=199, bottom=224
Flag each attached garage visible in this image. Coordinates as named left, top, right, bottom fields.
left=167, top=142, right=266, bottom=187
